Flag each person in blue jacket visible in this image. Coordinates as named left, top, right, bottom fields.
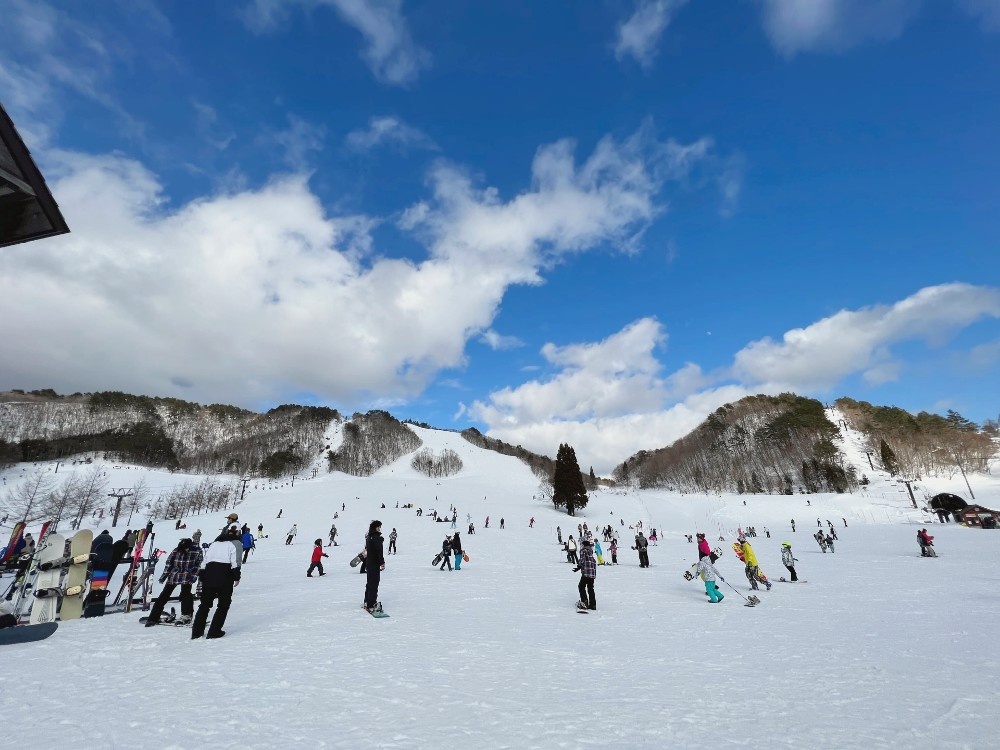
left=241, top=529, right=255, bottom=564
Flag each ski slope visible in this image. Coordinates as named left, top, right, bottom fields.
left=1, top=423, right=999, bottom=749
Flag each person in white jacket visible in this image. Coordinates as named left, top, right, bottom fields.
left=781, top=542, right=799, bottom=581
left=695, top=556, right=725, bottom=603
left=285, top=524, right=298, bottom=545
left=192, top=532, right=241, bottom=639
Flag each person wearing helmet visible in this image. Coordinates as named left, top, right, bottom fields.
left=780, top=542, right=799, bottom=581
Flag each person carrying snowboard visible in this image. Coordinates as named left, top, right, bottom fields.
left=738, top=535, right=770, bottom=591
left=451, top=531, right=464, bottom=570
left=307, top=539, right=328, bottom=577
left=363, top=520, right=386, bottom=613
left=146, top=538, right=203, bottom=626
left=594, top=539, right=605, bottom=565
left=695, top=555, right=725, bottom=603
left=575, top=534, right=597, bottom=610
left=285, top=524, right=298, bottom=545
left=388, top=528, right=397, bottom=555
left=780, top=542, right=799, bottom=581
left=824, top=532, right=835, bottom=553
left=439, top=535, right=453, bottom=571
left=814, top=530, right=828, bottom=553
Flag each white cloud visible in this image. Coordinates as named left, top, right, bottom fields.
left=469, top=284, right=1000, bottom=474
left=480, top=330, right=523, bottom=351
left=242, top=0, right=430, bottom=85
left=759, top=0, right=920, bottom=56
left=730, top=284, right=1000, bottom=391
left=0, top=126, right=683, bottom=415
left=345, top=115, right=435, bottom=152
left=614, top=0, right=689, bottom=69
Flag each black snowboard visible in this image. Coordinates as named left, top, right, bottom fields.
left=0, top=621, right=58, bottom=645
left=83, top=542, right=115, bottom=618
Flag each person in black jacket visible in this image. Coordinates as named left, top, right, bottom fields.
left=363, top=520, right=385, bottom=612
left=192, top=530, right=241, bottom=639
left=450, top=531, right=463, bottom=570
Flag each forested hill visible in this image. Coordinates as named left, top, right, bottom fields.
left=0, top=390, right=338, bottom=477
left=613, top=394, right=854, bottom=494
left=613, top=393, right=998, bottom=495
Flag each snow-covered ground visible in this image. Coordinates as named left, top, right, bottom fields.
left=2, top=423, right=999, bottom=749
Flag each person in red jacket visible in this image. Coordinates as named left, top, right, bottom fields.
left=307, top=539, right=328, bottom=577
left=918, top=529, right=935, bottom=557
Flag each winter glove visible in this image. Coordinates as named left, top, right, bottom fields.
left=719, top=577, right=725, bottom=582
left=158, top=574, right=167, bottom=584
left=572, top=566, right=580, bottom=572
left=323, top=554, right=329, bottom=558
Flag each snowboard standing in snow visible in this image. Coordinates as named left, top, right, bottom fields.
left=29, top=534, right=66, bottom=625
left=350, top=551, right=366, bottom=568
left=58, top=529, right=93, bottom=621
left=83, top=541, right=115, bottom=618
left=0, top=621, right=58, bottom=646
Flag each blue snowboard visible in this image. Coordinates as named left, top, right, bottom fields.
left=0, top=622, right=58, bottom=646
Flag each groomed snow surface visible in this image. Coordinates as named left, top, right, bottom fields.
left=2, top=423, right=999, bottom=750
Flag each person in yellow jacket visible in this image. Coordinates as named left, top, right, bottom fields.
left=738, top=535, right=771, bottom=591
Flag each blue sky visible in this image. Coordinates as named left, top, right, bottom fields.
left=1, top=0, right=998, bottom=474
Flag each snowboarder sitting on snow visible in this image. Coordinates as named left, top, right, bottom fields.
left=307, top=540, right=328, bottom=577
left=780, top=542, right=799, bottom=581
left=574, top=535, right=597, bottom=610
left=695, top=556, right=725, bottom=603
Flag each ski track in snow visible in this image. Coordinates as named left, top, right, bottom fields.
left=2, top=424, right=999, bottom=749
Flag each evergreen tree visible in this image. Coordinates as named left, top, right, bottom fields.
left=552, top=443, right=589, bottom=516
left=945, top=410, right=978, bottom=432
left=588, top=466, right=597, bottom=490
left=879, top=438, right=899, bottom=476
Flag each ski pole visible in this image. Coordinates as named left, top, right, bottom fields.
left=720, top=577, right=757, bottom=606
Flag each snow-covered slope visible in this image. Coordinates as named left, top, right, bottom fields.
left=1, top=425, right=998, bottom=750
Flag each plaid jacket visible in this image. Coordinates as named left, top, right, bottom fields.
left=160, top=547, right=204, bottom=585
left=578, top=542, right=597, bottom=578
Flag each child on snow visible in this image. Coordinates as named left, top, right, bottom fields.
left=780, top=542, right=799, bottom=581
left=695, top=556, right=725, bottom=603
left=609, top=538, right=618, bottom=565
left=307, top=539, right=328, bottom=577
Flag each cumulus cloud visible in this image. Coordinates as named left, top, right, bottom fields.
left=345, top=115, right=436, bottom=152
left=0, top=126, right=693, bottom=413
left=614, top=0, right=689, bottom=69
left=469, top=284, right=1000, bottom=474
left=242, top=0, right=430, bottom=85
left=759, top=0, right=920, bottom=56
